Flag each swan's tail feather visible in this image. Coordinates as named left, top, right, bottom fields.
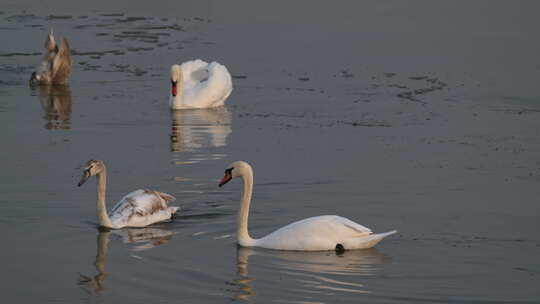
left=347, top=230, right=397, bottom=250
left=169, top=206, right=180, bottom=215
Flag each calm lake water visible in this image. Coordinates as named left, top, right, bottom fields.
left=1, top=1, right=539, bottom=303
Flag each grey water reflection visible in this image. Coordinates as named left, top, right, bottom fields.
left=232, top=247, right=392, bottom=301
left=111, top=227, right=175, bottom=251
left=38, top=85, right=72, bottom=130
left=169, top=107, right=231, bottom=154
left=78, top=230, right=110, bottom=294
left=78, top=228, right=175, bottom=294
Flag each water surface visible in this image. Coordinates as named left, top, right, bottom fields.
left=1, top=1, right=539, bottom=303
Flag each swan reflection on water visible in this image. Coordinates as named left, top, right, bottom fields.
left=37, top=85, right=72, bottom=130
left=78, top=228, right=175, bottom=294
left=112, top=227, right=175, bottom=251
left=170, top=107, right=231, bottom=153
left=231, top=247, right=391, bottom=301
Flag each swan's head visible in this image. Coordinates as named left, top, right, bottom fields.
left=219, top=161, right=252, bottom=187
left=29, top=72, right=40, bottom=85
left=78, top=159, right=105, bottom=187
left=170, top=64, right=183, bottom=97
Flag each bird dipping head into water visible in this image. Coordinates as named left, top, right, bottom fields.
left=30, top=28, right=73, bottom=85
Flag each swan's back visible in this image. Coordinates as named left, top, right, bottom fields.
left=255, top=215, right=394, bottom=251
left=181, top=59, right=209, bottom=87
left=179, top=60, right=232, bottom=108
left=108, top=189, right=178, bottom=228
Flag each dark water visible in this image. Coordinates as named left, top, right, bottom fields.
left=1, top=1, right=539, bottom=303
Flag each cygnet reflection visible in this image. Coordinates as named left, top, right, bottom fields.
left=38, top=85, right=72, bottom=130
left=78, top=228, right=175, bottom=294
left=111, top=227, right=175, bottom=251
left=170, top=107, right=231, bottom=153
left=77, top=230, right=110, bottom=294
left=231, top=247, right=391, bottom=301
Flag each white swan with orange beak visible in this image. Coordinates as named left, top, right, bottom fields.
left=169, top=59, right=232, bottom=109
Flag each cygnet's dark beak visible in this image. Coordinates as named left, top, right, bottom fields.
left=29, top=72, right=38, bottom=85
left=78, top=170, right=91, bottom=187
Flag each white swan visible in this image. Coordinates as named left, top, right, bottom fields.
left=169, top=59, right=233, bottom=109
left=78, top=159, right=179, bottom=229
left=218, top=161, right=397, bottom=251
left=30, top=28, right=73, bottom=85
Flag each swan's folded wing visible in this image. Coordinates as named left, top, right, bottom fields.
left=154, top=191, right=176, bottom=204
left=181, top=61, right=232, bottom=108
left=51, top=38, right=72, bottom=84
left=110, top=189, right=174, bottom=218
left=107, top=190, right=177, bottom=228
left=189, top=68, right=209, bottom=83
left=340, top=218, right=372, bottom=236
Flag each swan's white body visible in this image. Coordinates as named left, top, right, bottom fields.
left=107, top=189, right=179, bottom=229
left=169, top=60, right=232, bottom=109
left=247, top=215, right=397, bottom=251
left=219, top=161, right=397, bottom=251
left=78, top=160, right=179, bottom=229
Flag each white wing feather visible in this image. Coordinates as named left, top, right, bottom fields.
left=178, top=59, right=232, bottom=108
left=255, top=215, right=394, bottom=251
left=108, top=189, right=178, bottom=228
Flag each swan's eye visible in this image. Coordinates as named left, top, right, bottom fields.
left=225, top=168, right=233, bottom=174
left=171, top=80, right=177, bottom=86
left=85, top=163, right=95, bottom=171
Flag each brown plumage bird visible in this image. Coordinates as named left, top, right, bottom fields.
left=30, top=29, right=73, bottom=85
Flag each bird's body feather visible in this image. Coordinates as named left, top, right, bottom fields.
left=108, top=189, right=179, bottom=228
left=254, top=215, right=395, bottom=251
left=170, top=59, right=232, bottom=109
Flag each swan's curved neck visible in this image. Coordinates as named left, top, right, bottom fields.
left=238, top=168, right=256, bottom=246
left=96, top=168, right=113, bottom=228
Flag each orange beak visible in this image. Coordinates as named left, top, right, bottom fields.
left=219, top=172, right=232, bottom=187
left=171, top=81, right=177, bottom=97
